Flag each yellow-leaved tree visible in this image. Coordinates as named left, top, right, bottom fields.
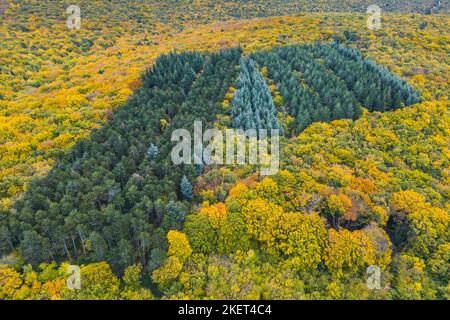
left=152, top=231, right=192, bottom=289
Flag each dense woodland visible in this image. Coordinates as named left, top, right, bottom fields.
left=252, top=43, right=419, bottom=132
left=1, top=5, right=448, bottom=213
left=1, top=49, right=242, bottom=272
left=0, top=1, right=449, bottom=300
left=231, top=57, right=282, bottom=132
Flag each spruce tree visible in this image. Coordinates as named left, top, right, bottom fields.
left=231, top=58, right=282, bottom=134
left=180, top=175, right=193, bottom=201
left=147, top=143, right=159, bottom=160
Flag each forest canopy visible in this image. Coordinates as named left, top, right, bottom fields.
left=0, top=0, right=448, bottom=301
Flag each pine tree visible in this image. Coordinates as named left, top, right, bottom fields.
left=163, top=201, right=188, bottom=230
left=231, top=58, right=282, bottom=134
left=147, top=143, right=159, bottom=160
left=195, top=164, right=204, bottom=176
left=180, top=175, right=193, bottom=201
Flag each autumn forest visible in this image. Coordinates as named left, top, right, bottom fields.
left=0, top=0, right=449, bottom=301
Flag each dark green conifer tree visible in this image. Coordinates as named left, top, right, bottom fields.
left=180, top=175, right=193, bottom=201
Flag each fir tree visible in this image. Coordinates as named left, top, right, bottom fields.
left=180, top=175, right=193, bottom=201
left=147, top=143, right=159, bottom=160
left=231, top=58, right=282, bottom=134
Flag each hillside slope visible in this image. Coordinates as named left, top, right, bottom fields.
left=1, top=12, right=448, bottom=212
left=0, top=1, right=448, bottom=301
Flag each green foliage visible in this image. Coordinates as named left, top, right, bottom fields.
left=180, top=175, right=193, bottom=201
left=1, top=48, right=242, bottom=271
left=147, top=143, right=159, bottom=161
left=231, top=57, right=282, bottom=132
left=0, top=2, right=448, bottom=300
left=252, top=43, right=419, bottom=133
left=154, top=98, right=448, bottom=299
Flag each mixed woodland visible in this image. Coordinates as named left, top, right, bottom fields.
left=0, top=1, right=449, bottom=300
